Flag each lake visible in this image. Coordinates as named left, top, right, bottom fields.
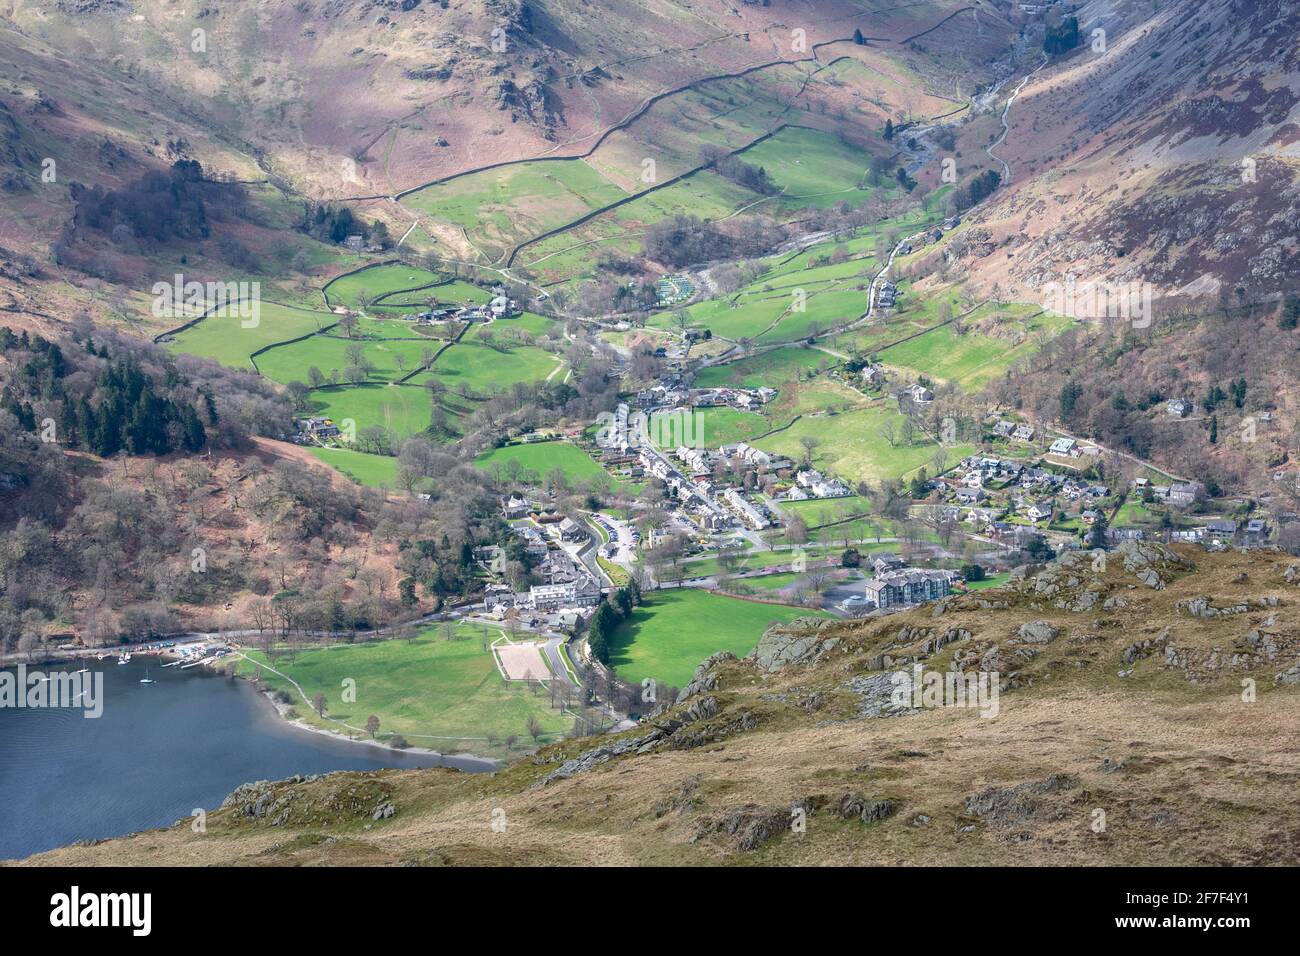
left=0, top=657, right=491, bottom=861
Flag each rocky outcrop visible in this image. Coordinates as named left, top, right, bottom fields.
left=537, top=695, right=738, bottom=785
left=689, top=790, right=898, bottom=853
left=653, top=774, right=704, bottom=818
left=1118, top=539, right=1193, bottom=589
left=690, top=805, right=789, bottom=852
left=749, top=618, right=840, bottom=673
left=836, top=793, right=899, bottom=824
left=1122, top=629, right=1170, bottom=665
left=667, top=707, right=759, bottom=750
left=1177, top=596, right=1263, bottom=618
left=675, top=652, right=735, bottom=704
left=536, top=729, right=667, bottom=786
left=1015, top=620, right=1059, bottom=645
left=494, top=78, right=560, bottom=139
left=1276, top=661, right=1300, bottom=685
left=962, top=773, right=1081, bottom=828
left=220, top=775, right=393, bottom=829
left=405, top=63, right=456, bottom=82
left=847, top=671, right=917, bottom=719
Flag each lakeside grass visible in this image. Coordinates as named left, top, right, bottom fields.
left=236, top=625, right=573, bottom=751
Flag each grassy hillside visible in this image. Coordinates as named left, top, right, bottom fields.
left=29, top=545, right=1300, bottom=866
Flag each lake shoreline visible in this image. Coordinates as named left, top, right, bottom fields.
left=248, top=681, right=501, bottom=771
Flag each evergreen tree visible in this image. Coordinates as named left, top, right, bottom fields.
left=1059, top=380, right=1083, bottom=419
left=1280, top=295, right=1300, bottom=330
left=398, top=578, right=417, bottom=607
left=1086, top=512, right=1109, bottom=550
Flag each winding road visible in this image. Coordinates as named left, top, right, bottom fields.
left=985, top=56, right=1047, bottom=185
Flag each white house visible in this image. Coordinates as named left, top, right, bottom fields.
left=909, top=383, right=934, bottom=404
left=1026, top=501, right=1055, bottom=522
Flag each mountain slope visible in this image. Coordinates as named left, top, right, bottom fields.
left=23, top=544, right=1300, bottom=866
left=938, top=0, right=1300, bottom=306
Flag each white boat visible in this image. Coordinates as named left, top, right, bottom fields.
left=140, top=668, right=154, bottom=685
left=75, top=668, right=89, bottom=675
left=117, top=653, right=131, bottom=665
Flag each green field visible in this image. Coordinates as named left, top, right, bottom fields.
left=256, top=334, right=433, bottom=386
left=236, top=625, right=572, bottom=751
left=775, top=495, right=872, bottom=524
left=651, top=406, right=768, bottom=447
left=475, top=311, right=561, bottom=340
left=759, top=288, right=866, bottom=342
left=475, top=440, right=610, bottom=485
left=402, top=160, right=628, bottom=261
left=743, top=571, right=804, bottom=591
left=743, top=126, right=877, bottom=207
left=607, top=588, right=830, bottom=688
left=668, top=294, right=790, bottom=340
left=417, top=341, right=561, bottom=392
left=520, top=170, right=760, bottom=282
left=694, top=346, right=826, bottom=389
left=307, top=447, right=400, bottom=487
left=754, top=404, right=974, bottom=483
left=306, top=384, right=432, bottom=438
left=165, top=302, right=335, bottom=369
left=964, top=571, right=1012, bottom=591
left=323, top=264, right=449, bottom=309
left=877, top=307, right=1071, bottom=390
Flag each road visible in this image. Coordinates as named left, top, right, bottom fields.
left=0, top=605, right=476, bottom=667
left=539, top=635, right=576, bottom=689
left=985, top=55, right=1047, bottom=185
left=864, top=230, right=924, bottom=320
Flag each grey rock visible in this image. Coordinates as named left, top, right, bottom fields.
left=838, top=792, right=898, bottom=824
left=1016, top=620, right=1059, bottom=644
left=675, top=651, right=735, bottom=704
left=1276, top=661, right=1300, bottom=685
left=963, top=773, right=1080, bottom=827
left=691, top=804, right=790, bottom=852
left=847, top=670, right=916, bottom=718
left=748, top=619, right=840, bottom=673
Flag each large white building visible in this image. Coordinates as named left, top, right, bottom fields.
left=529, top=579, right=602, bottom=611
